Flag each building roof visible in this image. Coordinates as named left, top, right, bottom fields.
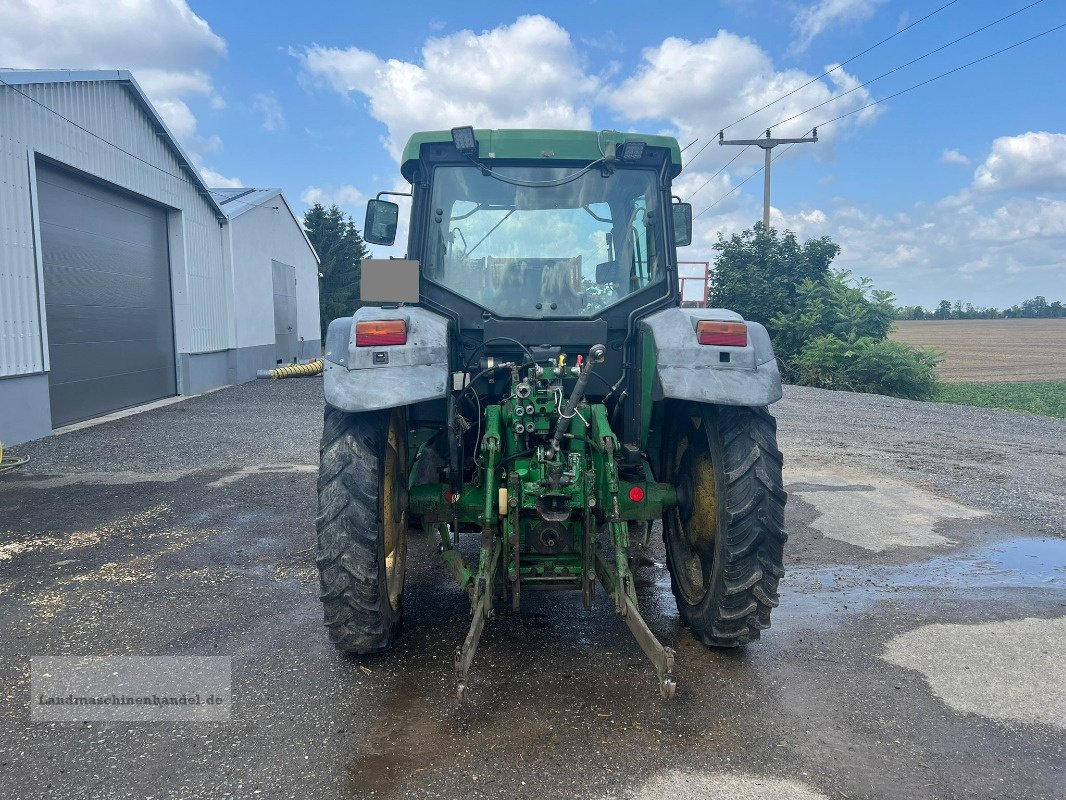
left=400, top=128, right=684, bottom=181
left=210, top=187, right=284, bottom=220
left=0, top=68, right=227, bottom=220
left=208, top=186, right=319, bottom=264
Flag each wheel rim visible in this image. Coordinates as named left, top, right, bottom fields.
left=382, top=410, right=408, bottom=611
left=667, top=412, right=719, bottom=605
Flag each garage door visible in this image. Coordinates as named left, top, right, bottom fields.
left=35, top=161, right=177, bottom=427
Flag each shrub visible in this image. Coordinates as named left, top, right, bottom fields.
left=711, top=225, right=944, bottom=400
left=709, top=224, right=839, bottom=337
left=769, top=270, right=896, bottom=361
left=789, top=335, right=942, bottom=400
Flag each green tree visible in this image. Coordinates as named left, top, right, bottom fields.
left=709, top=223, right=941, bottom=400
left=303, top=203, right=372, bottom=338
left=709, top=223, right=838, bottom=337
left=1021, top=295, right=1050, bottom=318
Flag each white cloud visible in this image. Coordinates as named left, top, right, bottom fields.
left=973, top=132, right=1066, bottom=192
left=606, top=32, right=879, bottom=145
left=940, top=149, right=970, bottom=166
left=296, top=20, right=881, bottom=228
left=253, top=92, right=286, bottom=132
left=689, top=191, right=1066, bottom=307
left=301, top=185, right=365, bottom=209
left=606, top=31, right=879, bottom=215
left=151, top=98, right=198, bottom=141
left=792, top=0, right=887, bottom=53
left=200, top=167, right=242, bottom=188
left=294, top=15, right=597, bottom=160
left=290, top=18, right=1060, bottom=306
left=0, top=0, right=226, bottom=150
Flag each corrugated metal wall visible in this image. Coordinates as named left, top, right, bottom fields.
left=0, top=80, right=233, bottom=378
left=229, top=201, right=321, bottom=350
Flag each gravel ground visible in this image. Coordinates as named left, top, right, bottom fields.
left=0, top=379, right=1063, bottom=800
left=776, top=384, right=1066, bottom=535
left=14, top=379, right=321, bottom=475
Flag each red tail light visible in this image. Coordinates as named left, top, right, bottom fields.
left=697, top=320, right=747, bottom=347
left=355, top=320, right=407, bottom=346
left=628, top=486, right=645, bottom=502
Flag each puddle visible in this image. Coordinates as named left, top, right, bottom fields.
left=814, top=537, right=1062, bottom=588
left=782, top=537, right=1065, bottom=619
left=927, top=536, right=1062, bottom=586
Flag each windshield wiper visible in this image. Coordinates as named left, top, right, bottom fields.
left=450, top=203, right=516, bottom=222
left=466, top=210, right=514, bottom=257
left=582, top=204, right=612, bottom=223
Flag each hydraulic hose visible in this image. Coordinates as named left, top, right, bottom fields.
left=257, top=359, right=323, bottom=379
left=547, top=344, right=606, bottom=459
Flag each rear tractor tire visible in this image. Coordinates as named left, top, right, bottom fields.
left=663, top=402, right=787, bottom=646
left=316, top=405, right=409, bottom=654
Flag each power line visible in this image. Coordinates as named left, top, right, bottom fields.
left=694, top=145, right=793, bottom=221
left=683, top=0, right=962, bottom=171
left=813, top=21, right=1066, bottom=131
left=762, top=0, right=1048, bottom=135
left=682, top=146, right=750, bottom=202
left=720, top=0, right=965, bottom=138
left=718, top=130, right=818, bottom=228
left=693, top=20, right=1066, bottom=221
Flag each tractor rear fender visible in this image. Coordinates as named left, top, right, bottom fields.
left=638, top=308, right=782, bottom=406
left=323, top=306, right=449, bottom=413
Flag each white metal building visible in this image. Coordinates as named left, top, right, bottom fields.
left=212, top=188, right=321, bottom=378
left=0, top=69, right=319, bottom=445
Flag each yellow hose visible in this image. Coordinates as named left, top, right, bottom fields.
left=266, top=359, right=323, bottom=379
left=0, top=441, right=29, bottom=474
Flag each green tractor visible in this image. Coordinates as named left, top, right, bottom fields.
left=317, top=127, right=786, bottom=699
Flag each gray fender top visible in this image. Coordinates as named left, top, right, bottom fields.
left=323, top=306, right=450, bottom=413
left=639, top=308, right=782, bottom=407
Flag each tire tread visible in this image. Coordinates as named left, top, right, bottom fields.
left=666, top=403, right=788, bottom=647
left=315, top=406, right=399, bottom=654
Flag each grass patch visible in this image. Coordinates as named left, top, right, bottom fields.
left=934, top=381, right=1066, bottom=418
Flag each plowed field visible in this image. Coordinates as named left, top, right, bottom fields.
left=890, top=319, right=1066, bottom=383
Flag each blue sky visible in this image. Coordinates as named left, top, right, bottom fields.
left=3, top=0, right=1064, bottom=307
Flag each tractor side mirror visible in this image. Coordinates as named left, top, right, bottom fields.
left=672, top=203, right=692, bottom=247
left=364, top=199, right=399, bottom=246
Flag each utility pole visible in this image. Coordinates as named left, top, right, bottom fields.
left=718, top=128, right=818, bottom=229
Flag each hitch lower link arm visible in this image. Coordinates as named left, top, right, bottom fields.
left=596, top=421, right=678, bottom=699
left=454, top=408, right=501, bottom=701
left=595, top=538, right=677, bottom=700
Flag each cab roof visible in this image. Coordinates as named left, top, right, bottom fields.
left=400, top=129, right=683, bottom=182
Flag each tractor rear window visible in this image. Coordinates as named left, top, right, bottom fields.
left=423, top=165, right=664, bottom=317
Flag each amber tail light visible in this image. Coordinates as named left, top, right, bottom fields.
left=696, top=320, right=747, bottom=347
left=355, top=320, right=407, bottom=346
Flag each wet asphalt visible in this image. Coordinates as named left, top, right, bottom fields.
left=0, top=379, right=1063, bottom=800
